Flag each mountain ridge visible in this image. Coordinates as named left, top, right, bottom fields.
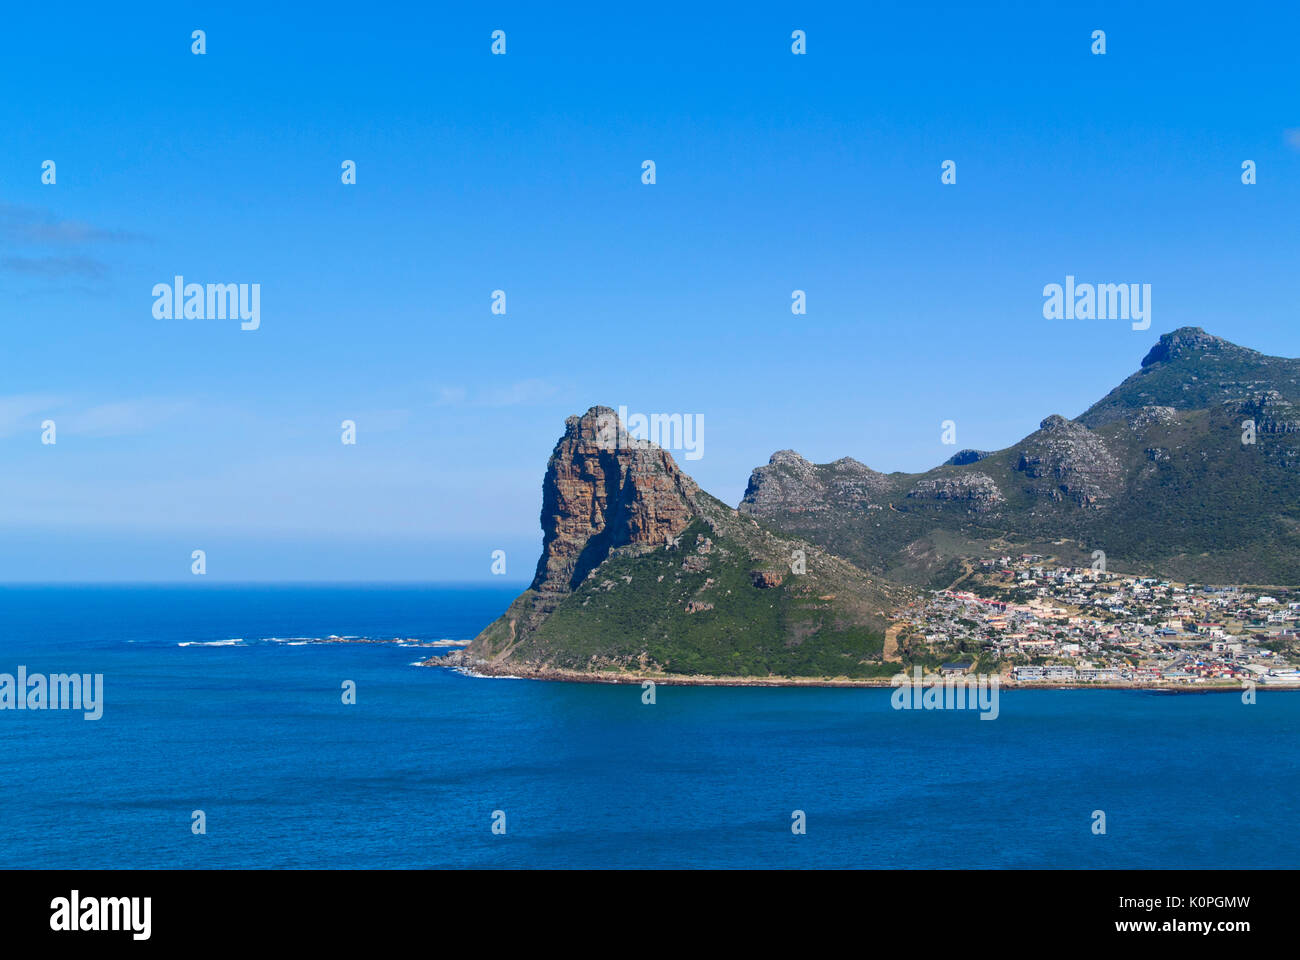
left=739, top=327, right=1300, bottom=585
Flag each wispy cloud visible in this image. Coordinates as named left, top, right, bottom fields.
left=0, top=395, right=190, bottom=439
left=0, top=205, right=142, bottom=294
left=60, top=399, right=192, bottom=437
left=434, top=379, right=564, bottom=407
left=0, top=393, right=65, bottom=437
left=435, top=386, right=469, bottom=407
left=1, top=255, right=108, bottom=279
left=0, top=204, right=141, bottom=246
left=1285, top=128, right=1300, bottom=151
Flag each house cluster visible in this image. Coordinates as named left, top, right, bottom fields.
left=899, top=555, right=1300, bottom=686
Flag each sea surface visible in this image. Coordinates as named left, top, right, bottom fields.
left=0, top=583, right=1295, bottom=869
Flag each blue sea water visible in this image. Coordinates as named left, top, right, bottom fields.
left=0, top=583, right=1296, bottom=869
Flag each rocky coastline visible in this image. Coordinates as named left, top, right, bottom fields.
left=423, top=649, right=1298, bottom=692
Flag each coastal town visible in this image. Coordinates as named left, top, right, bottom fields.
left=893, top=555, right=1300, bottom=687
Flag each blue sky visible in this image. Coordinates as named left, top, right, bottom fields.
left=1, top=2, right=1298, bottom=581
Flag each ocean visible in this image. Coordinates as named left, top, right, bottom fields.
left=0, top=583, right=1295, bottom=869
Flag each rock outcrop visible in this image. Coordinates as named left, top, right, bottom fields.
left=905, top=473, right=1003, bottom=511
left=1014, top=415, right=1122, bottom=506
left=1231, top=391, right=1300, bottom=435
left=1139, top=327, right=1248, bottom=368
left=1125, top=406, right=1179, bottom=430
left=531, top=405, right=700, bottom=598
left=740, top=451, right=892, bottom=517
left=944, top=449, right=991, bottom=466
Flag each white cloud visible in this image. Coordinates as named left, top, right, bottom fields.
left=434, top=379, right=563, bottom=407
left=0, top=394, right=190, bottom=438
left=0, top=393, right=65, bottom=437
left=60, top=399, right=192, bottom=437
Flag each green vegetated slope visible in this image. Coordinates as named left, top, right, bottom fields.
left=472, top=494, right=903, bottom=678
left=521, top=519, right=892, bottom=677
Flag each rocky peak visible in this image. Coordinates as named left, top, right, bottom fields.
left=768, top=449, right=808, bottom=466
left=1016, top=416, right=1121, bottom=506
left=944, top=448, right=991, bottom=466
left=1039, top=414, right=1072, bottom=431
left=530, top=406, right=700, bottom=597
left=905, top=473, right=1004, bottom=511
left=741, top=448, right=891, bottom=516
left=1140, top=327, right=1246, bottom=368
left=1080, top=328, right=1292, bottom=428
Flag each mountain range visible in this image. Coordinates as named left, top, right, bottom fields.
left=443, top=327, right=1300, bottom=680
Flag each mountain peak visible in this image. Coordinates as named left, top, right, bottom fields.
left=564, top=405, right=618, bottom=441
left=531, top=406, right=700, bottom=596
left=769, top=449, right=808, bottom=466
left=1039, top=414, right=1073, bottom=431
left=1140, top=327, right=1243, bottom=368
left=944, top=449, right=991, bottom=466
left=1080, top=328, right=1293, bottom=428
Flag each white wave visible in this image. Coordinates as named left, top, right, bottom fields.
left=451, top=666, right=527, bottom=680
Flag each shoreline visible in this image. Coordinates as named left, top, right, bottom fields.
left=423, top=655, right=1300, bottom=691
